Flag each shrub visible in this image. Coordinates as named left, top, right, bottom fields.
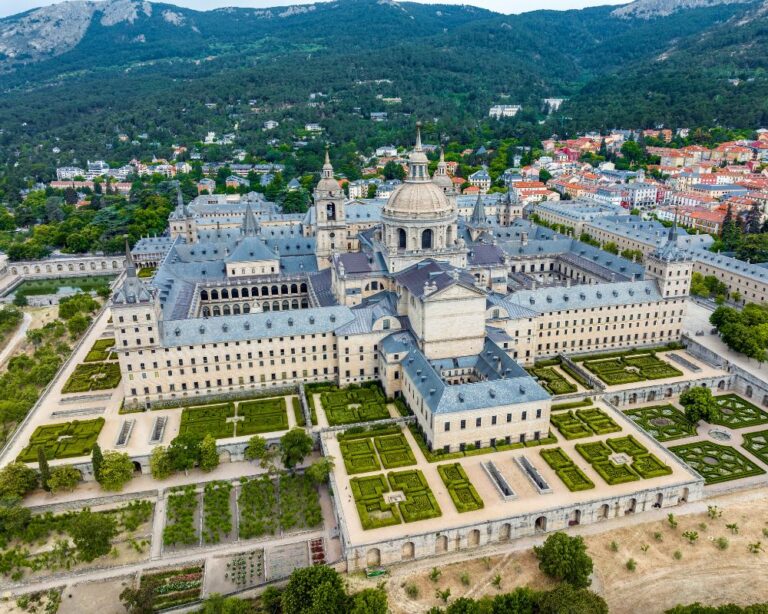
left=540, top=448, right=594, bottom=492
left=62, top=363, right=121, bottom=393
left=625, top=558, right=636, bottom=572
left=18, top=418, right=105, bottom=462
left=437, top=463, right=484, bottom=512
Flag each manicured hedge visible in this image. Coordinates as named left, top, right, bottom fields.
left=340, top=437, right=381, bottom=475
left=577, top=408, right=621, bottom=435
left=350, top=474, right=401, bottom=530
left=540, top=447, right=594, bottom=492
left=83, top=338, right=116, bottom=362
left=551, top=411, right=593, bottom=440
left=712, top=394, right=768, bottom=429
left=576, top=435, right=671, bottom=485
left=179, top=404, right=235, bottom=439
left=528, top=366, right=577, bottom=395
left=237, top=397, right=288, bottom=436
left=62, top=362, right=122, bottom=393
left=437, top=463, right=484, bottom=512
left=670, top=441, right=766, bottom=484
left=373, top=433, right=416, bottom=469
left=319, top=383, right=390, bottom=425
left=623, top=404, right=697, bottom=442
left=551, top=398, right=593, bottom=412
left=291, top=397, right=305, bottom=426
left=584, top=353, right=682, bottom=386
left=388, top=470, right=442, bottom=523
left=18, top=417, right=105, bottom=462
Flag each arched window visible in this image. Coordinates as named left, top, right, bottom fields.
left=231, top=288, right=239, bottom=298
left=211, top=289, right=219, bottom=300
left=200, top=290, right=209, bottom=301
left=290, top=283, right=298, bottom=294
left=398, top=228, right=407, bottom=249
left=271, top=285, right=279, bottom=296
left=421, top=228, right=433, bottom=249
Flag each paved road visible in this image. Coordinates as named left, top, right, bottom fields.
left=0, top=311, right=31, bottom=368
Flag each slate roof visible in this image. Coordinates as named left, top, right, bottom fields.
left=394, top=259, right=478, bottom=299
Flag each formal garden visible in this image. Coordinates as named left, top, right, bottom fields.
left=527, top=365, right=577, bottom=395
left=742, top=429, right=768, bottom=465
left=177, top=396, right=291, bottom=440
left=313, top=382, right=390, bottom=425
left=339, top=425, right=416, bottom=475
left=62, top=362, right=122, bottom=393
left=712, top=394, right=768, bottom=429
left=549, top=407, right=621, bottom=440
left=669, top=441, right=766, bottom=484
left=83, top=338, right=116, bottom=362
left=138, top=564, right=204, bottom=611
left=575, top=435, right=672, bottom=485
left=540, top=447, right=595, bottom=492
left=581, top=352, right=682, bottom=386
left=437, top=462, right=484, bottom=512
left=623, top=404, right=697, bottom=442
left=0, top=500, right=152, bottom=581
left=351, top=469, right=441, bottom=530
left=17, top=417, right=104, bottom=462
left=163, top=485, right=199, bottom=548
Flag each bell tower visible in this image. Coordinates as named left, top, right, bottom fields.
left=645, top=213, right=692, bottom=299
left=314, top=147, right=348, bottom=264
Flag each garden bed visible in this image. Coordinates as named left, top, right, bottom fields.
left=437, top=463, right=484, bottom=512
left=238, top=477, right=278, bottom=539
left=575, top=435, right=672, bottom=485
left=540, top=447, right=594, bottom=492
left=742, top=429, right=768, bottom=465
left=527, top=366, right=577, bottom=395
left=278, top=474, right=322, bottom=531
left=549, top=408, right=620, bottom=440
left=140, top=564, right=204, bottom=611
left=62, top=362, right=121, bottom=393
left=623, top=404, right=697, bottom=442
left=83, top=338, right=116, bottom=362
left=237, top=397, right=289, bottom=435
left=179, top=404, right=235, bottom=439
left=163, top=486, right=199, bottom=547
left=202, top=481, right=234, bottom=545
left=712, top=394, right=768, bottom=429
left=17, top=417, right=104, bottom=462
left=670, top=441, right=766, bottom=484
left=583, top=353, right=682, bottom=386
left=319, top=383, right=390, bottom=425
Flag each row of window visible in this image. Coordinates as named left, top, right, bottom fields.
left=444, top=409, right=544, bottom=431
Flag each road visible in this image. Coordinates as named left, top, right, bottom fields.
left=0, top=311, right=31, bottom=368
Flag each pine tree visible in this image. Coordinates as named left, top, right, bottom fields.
left=91, top=443, right=103, bottom=481
left=37, top=446, right=50, bottom=492
left=747, top=202, right=763, bottom=234
left=721, top=203, right=741, bottom=251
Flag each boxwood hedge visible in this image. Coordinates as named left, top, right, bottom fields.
left=437, top=463, right=484, bottom=512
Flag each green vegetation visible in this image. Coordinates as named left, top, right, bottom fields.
left=712, top=394, right=768, bottom=429
left=710, top=303, right=768, bottom=362
left=374, top=432, right=416, bottom=469
left=319, top=383, right=390, bottom=425
left=238, top=476, right=278, bottom=539
left=202, top=481, right=233, bottom=544
left=551, top=398, right=593, bottom=412
left=388, top=470, right=442, bottom=523
left=278, top=473, right=323, bottom=530
left=680, top=387, right=720, bottom=426
left=528, top=366, right=577, bottom=395
left=550, top=407, right=620, bottom=440
left=575, top=435, right=671, bottom=485
left=534, top=532, right=594, bottom=589
left=437, top=463, right=484, bottom=512
left=97, top=450, right=134, bottom=491
left=0, top=306, right=23, bottom=344
left=742, top=429, right=768, bottom=465
left=62, top=362, right=121, bottom=393
left=177, top=396, right=289, bottom=440
left=670, top=441, right=766, bottom=484
left=17, top=417, right=104, bottom=462
left=340, top=437, right=381, bottom=475
left=540, top=447, right=595, bottom=492
left=624, top=404, right=697, bottom=442
left=134, top=565, right=204, bottom=611
left=179, top=403, right=235, bottom=439
left=584, top=353, right=682, bottom=386
left=83, top=338, right=116, bottom=362
left=12, top=277, right=113, bottom=299
left=238, top=397, right=290, bottom=435
left=163, top=485, right=199, bottom=547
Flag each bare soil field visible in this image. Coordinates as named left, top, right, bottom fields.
left=349, top=489, right=768, bottom=613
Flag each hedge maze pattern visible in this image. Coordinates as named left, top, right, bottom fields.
left=527, top=366, right=577, bottom=395
left=575, top=435, right=672, bottom=485
left=339, top=426, right=416, bottom=474
left=540, top=447, right=595, bottom=492
left=550, top=407, right=621, bottom=440
left=670, top=441, right=766, bottom=484
left=84, top=338, right=116, bottom=362
left=351, top=470, right=441, bottom=530
left=18, top=417, right=105, bottom=462
left=742, top=429, right=768, bottom=465
left=624, top=404, right=697, bottom=442
left=437, top=463, right=484, bottom=512
left=62, top=362, right=122, bottom=393
left=178, top=397, right=290, bottom=440
left=584, top=353, right=682, bottom=386
left=712, top=394, right=768, bottom=429
left=320, top=384, right=390, bottom=425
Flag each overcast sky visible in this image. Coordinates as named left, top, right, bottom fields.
left=1, top=0, right=627, bottom=19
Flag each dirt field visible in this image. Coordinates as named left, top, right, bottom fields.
left=56, top=576, right=134, bottom=614
left=349, top=488, right=768, bottom=613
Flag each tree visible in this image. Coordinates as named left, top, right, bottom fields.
left=91, top=442, right=104, bottom=481
left=490, top=587, right=538, bottom=614
left=280, top=428, right=313, bottom=471
left=261, top=586, right=283, bottom=614
left=537, top=584, right=608, bottom=614
left=366, top=183, right=377, bottom=198
left=245, top=435, right=278, bottom=472
left=97, top=451, right=134, bottom=491
left=69, top=508, right=117, bottom=561
left=349, top=588, right=388, bottom=614
left=382, top=160, right=406, bottom=181
left=281, top=565, right=347, bottom=614
left=306, top=457, right=335, bottom=485
left=721, top=203, right=741, bottom=251
left=37, top=446, right=51, bottom=492
left=200, top=594, right=254, bottom=613
left=538, top=168, right=552, bottom=183
left=0, top=496, right=31, bottom=542
left=0, top=462, right=38, bottom=498
left=47, top=465, right=81, bottom=494
left=680, top=387, right=719, bottom=425
left=534, top=532, right=593, bottom=588
left=199, top=434, right=220, bottom=472
left=149, top=446, right=173, bottom=479
left=168, top=433, right=203, bottom=473
left=67, top=313, right=91, bottom=338
left=120, top=577, right=160, bottom=614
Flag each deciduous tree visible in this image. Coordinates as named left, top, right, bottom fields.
left=97, top=451, right=134, bottom=491
left=280, top=428, right=313, bottom=471
left=69, top=508, right=117, bottom=561
left=534, top=532, right=593, bottom=589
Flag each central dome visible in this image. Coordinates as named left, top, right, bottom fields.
left=384, top=181, right=451, bottom=219
left=383, top=125, right=453, bottom=220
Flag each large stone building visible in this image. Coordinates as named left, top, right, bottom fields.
left=113, top=128, right=693, bottom=454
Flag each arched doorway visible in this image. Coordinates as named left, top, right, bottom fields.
left=598, top=504, right=609, bottom=520
left=679, top=488, right=689, bottom=504
left=132, top=461, right=142, bottom=474
left=654, top=493, right=664, bottom=508
left=467, top=529, right=480, bottom=547
left=625, top=498, right=637, bottom=515
left=568, top=510, right=581, bottom=526
left=421, top=228, right=433, bottom=249
left=435, top=535, right=448, bottom=554
left=499, top=523, right=511, bottom=541
left=366, top=548, right=380, bottom=566
left=535, top=516, right=547, bottom=532
left=402, top=542, right=415, bottom=560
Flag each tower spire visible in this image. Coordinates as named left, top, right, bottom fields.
left=407, top=122, right=429, bottom=182
left=414, top=122, right=423, bottom=152
left=241, top=200, right=260, bottom=237
left=322, top=145, right=333, bottom=180
left=124, top=235, right=136, bottom=277
left=471, top=193, right=486, bottom=227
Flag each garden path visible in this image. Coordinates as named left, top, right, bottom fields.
left=0, top=310, right=30, bottom=367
